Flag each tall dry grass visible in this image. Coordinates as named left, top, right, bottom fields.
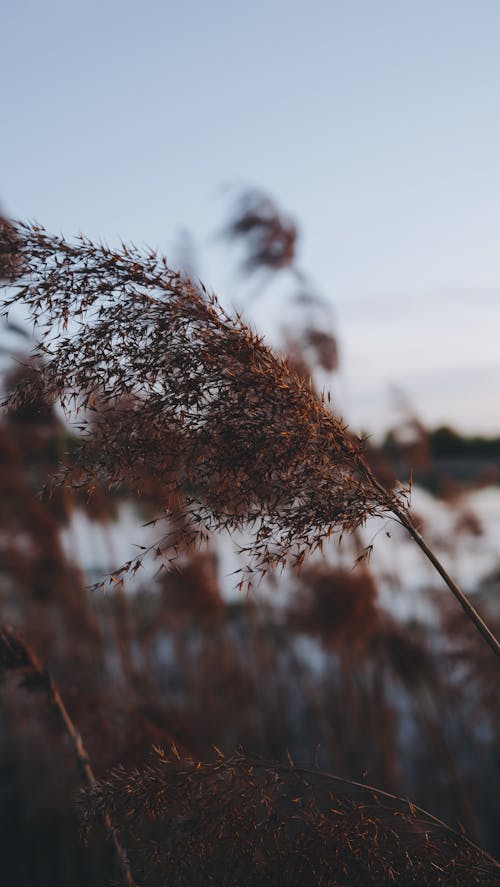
left=0, top=211, right=499, bottom=885
left=2, top=220, right=498, bottom=658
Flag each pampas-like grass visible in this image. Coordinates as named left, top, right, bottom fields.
left=79, top=748, right=500, bottom=886
left=1, top=221, right=499, bottom=661
left=0, top=224, right=397, bottom=573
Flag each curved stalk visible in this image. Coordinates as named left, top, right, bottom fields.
left=362, top=466, right=500, bottom=662
left=392, top=504, right=500, bottom=661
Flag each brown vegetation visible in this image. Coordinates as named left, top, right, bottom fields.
left=80, top=750, right=499, bottom=886
left=0, top=209, right=499, bottom=885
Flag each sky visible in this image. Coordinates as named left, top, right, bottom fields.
left=2, top=0, right=500, bottom=436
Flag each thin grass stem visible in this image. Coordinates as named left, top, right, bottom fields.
left=0, top=626, right=139, bottom=887
left=393, top=505, right=500, bottom=661
left=365, top=468, right=500, bottom=661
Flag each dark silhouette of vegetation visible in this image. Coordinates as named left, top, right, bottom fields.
left=429, top=427, right=500, bottom=460
left=381, top=411, right=500, bottom=495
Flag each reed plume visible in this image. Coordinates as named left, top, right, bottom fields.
left=79, top=748, right=500, bottom=886
left=0, top=224, right=392, bottom=570
left=1, top=221, right=499, bottom=660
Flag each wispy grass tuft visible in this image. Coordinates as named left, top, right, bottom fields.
left=1, top=221, right=499, bottom=660
left=79, top=748, right=500, bottom=886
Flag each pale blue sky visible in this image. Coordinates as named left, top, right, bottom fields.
left=2, top=0, right=500, bottom=434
